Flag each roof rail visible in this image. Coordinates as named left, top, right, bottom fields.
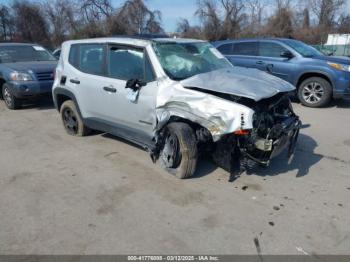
left=112, top=34, right=170, bottom=40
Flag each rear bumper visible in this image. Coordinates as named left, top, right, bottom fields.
left=7, top=80, right=54, bottom=99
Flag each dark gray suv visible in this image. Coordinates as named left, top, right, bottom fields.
left=213, top=38, right=350, bottom=107
left=0, top=43, right=57, bottom=109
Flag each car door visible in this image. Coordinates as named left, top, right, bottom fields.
left=256, top=41, right=296, bottom=83
left=67, top=43, right=114, bottom=121
left=100, top=44, right=157, bottom=142
left=224, top=41, right=259, bottom=69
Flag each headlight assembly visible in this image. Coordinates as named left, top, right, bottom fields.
left=327, top=62, right=350, bottom=72
left=10, top=71, right=34, bottom=81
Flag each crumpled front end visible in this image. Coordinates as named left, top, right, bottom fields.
left=212, top=93, right=301, bottom=173
left=154, top=79, right=255, bottom=141
left=152, top=77, right=300, bottom=174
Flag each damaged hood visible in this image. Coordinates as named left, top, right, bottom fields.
left=180, top=67, right=295, bottom=101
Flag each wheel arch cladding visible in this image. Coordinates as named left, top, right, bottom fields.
left=53, top=88, right=83, bottom=119
left=297, top=72, right=332, bottom=89
left=0, top=78, right=6, bottom=98
left=56, top=94, right=72, bottom=111
left=159, top=116, right=214, bottom=142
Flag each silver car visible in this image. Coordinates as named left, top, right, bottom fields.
left=52, top=36, right=301, bottom=179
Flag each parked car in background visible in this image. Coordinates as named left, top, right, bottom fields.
left=52, top=48, right=61, bottom=60
left=0, top=43, right=57, bottom=109
left=213, top=38, right=350, bottom=107
left=53, top=36, right=300, bottom=179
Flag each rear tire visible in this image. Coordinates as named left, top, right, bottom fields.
left=2, top=83, right=22, bottom=110
left=298, top=77, right=332, bottom=108
left=159, top=122, right=198, bottom=179
left=60, top=100, right=90, bottom=136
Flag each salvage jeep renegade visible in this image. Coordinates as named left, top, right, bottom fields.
left=53, top=36, right=301, bottom=179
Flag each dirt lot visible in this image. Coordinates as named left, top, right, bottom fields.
left=0, top=98, right=349, bottom=255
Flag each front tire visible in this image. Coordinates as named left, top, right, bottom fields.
left=2, top=83, right=21, bottom=110
left=60, top=100, right=90, bottom=136
left=160, top=122, right=198, bottom=179
left=298, top=77, right=332, bottom=108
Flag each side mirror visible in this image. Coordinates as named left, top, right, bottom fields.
left=125, top=79, right=146, bottom=91
left=280, top=50, right=294, bottom=59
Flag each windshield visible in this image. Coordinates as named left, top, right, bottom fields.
left=0, top=45, right=56, bottom=63
left=153, top=42, right=232, bottom=80
left=282, top=40, right=322, bottom=57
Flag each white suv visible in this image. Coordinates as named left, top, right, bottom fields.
left=53, top=36, right=301, bottom=179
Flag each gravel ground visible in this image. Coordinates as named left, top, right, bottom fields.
left=0, top=98, right=349, bottom=255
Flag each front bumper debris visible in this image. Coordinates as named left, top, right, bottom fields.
left=240, top=116, right=301, bottom=167
left=212, top=116, right=301, bottom=175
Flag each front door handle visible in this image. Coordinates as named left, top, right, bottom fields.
left=256, top=61, right=265, bottom=65
left=70, top=79, right=80, bottom=84
left=103, top=86, right=117, bottom=93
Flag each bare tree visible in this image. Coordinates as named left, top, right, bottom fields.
left=275, top=0, right=292, bottom=9
left=12, top=0, right=51, bottom=46
left=0, top=5, right=14, bottom=40
left=264, top=0, right=293, bottom=38
left=176, top=18, right=202, bottom=38
left=115, top=0, right=163, bottom=34
left=302, top=8, right=310, bottom=29
left=80, top=0, right=112, bottom=23
left=195, top=0, right=221, bottom=40
left=337, top=14, right=350, bottom=33
left=220, top=0, right=246, bottom=39
left=310, top=0, right=345, bottom=28
left=43, top=0, right=80, bottom=46
left=245, top=0, right=264, bottom=35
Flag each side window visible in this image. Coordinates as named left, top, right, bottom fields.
left=232, top=42, right=258, bottom=56
left=68, top=45, right=79, bottom=68
left=68, top=44, right=105, bottom=75
left=79, top=44, right=105, bottom=75
left=259, top=42, right=288, bottom=58
left=107, top=46, right=155, bottom=82
left=217, top=43, right=233, bottom=55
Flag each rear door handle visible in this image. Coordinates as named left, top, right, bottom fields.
left=256, top=61, right=265, bottom=65
left=70, top=79, right=80, bottom=84
left=266, top=64, right=274, bottom=73
left=103, top=86, right=117, bottom=93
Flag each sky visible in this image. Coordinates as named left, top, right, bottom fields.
left=146, top=0, right=199, bottom=32
left=1, top=0, right=350, bottom=32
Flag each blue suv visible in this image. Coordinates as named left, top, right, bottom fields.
left=213, top=38, right=350, bottom=107
left=0, top=43, right=57, bottom=109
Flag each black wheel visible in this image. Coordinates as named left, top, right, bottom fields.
left=298, top=77, right=332, bottom=108
left=160, top=122, right=198, bottom=179
left=60, top=100, right=90, bottom=136
left=2, top=83, right=21, bottom=110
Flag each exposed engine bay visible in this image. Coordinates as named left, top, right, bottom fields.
left=211, top=92, right=301, bottom=174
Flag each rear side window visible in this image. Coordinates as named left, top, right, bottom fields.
left=217, top=43, right=233, bottom=55
left=259, top=42, right=288, bottom=57
left=68, top=45, right=79, bottom=67
left=107, top=45, right=155, bottom=82
left=68, top=44, right=105, bottom=75
left=232, top=42, right=258, bottom=56
left=79, top=44, right=104, bottom=75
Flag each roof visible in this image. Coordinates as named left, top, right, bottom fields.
left=0, top=42, right=37, bottom=46
left=212, top=38, right=295, bottom=46
left=64, top=36, right=205, bottom=47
